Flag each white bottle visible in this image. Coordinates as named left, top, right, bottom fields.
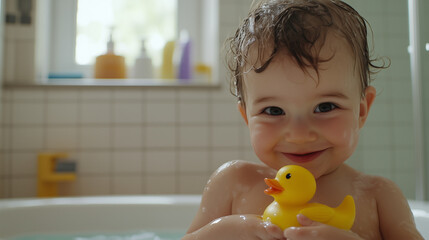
left=133, top=39, right=153, bottom=78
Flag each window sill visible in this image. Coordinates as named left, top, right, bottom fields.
left=3, top=78, right=221, bottom=89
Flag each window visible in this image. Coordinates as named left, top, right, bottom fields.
left=75, top=0, right=176, bottom=67
left=36, top=0, right=218, bottom=85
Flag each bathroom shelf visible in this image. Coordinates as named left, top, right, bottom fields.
left=3, top=78, right=221, bottom=89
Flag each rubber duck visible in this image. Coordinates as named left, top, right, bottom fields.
left=262, top=165, right=355, bottom=230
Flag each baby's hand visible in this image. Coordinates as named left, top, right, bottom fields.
left=238, top=215, right=286, bottom=240
left=183, top=214, right=286, bottom=240
left=283, top=214, right=362, bottom=240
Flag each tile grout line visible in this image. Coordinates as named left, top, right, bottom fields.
left=175, top=90, right=181, bottom=194
left=141, top=89, right=147, bottom=194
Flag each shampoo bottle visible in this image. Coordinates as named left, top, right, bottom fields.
left=133, top=39, right=153, bottom=78
left=160, top=40, right=176, bottom=79
left=94, top=29, right=127, bottom=79
left=177, top=30, right=192, bottom=81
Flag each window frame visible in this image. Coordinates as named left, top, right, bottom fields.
left=36, top=0, right=218, bottom=85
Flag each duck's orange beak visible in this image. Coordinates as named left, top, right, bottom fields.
left=264, top=178, right=284, bottom=195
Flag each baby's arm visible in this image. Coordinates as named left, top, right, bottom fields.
left=182, top=161, right=285, bottom=240
left=375, top=177, right=423, bottom=239
left=183, top=214, right=284, bottom=240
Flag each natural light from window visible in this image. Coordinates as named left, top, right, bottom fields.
left=75, top=0, right=177, bottom=67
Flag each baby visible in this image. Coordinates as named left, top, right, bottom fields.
left=183, top=0, right=423, bottom=239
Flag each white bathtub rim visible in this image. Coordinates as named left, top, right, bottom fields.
left=1, top=196, right=428, bottom=216
left=1, top=196, right=426, bottom=211
left=409, top=200, right=429, bottom=218
left=0, top=195, right=202, bottom=210
left=0, top=195, right=202, bottom=238
left=0, top=196, right=427, bottom=239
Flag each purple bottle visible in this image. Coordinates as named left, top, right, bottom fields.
left=178, top=32, right=192, bottom=82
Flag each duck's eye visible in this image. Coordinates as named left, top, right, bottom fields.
left=314, top=102, right=337, bottom=113
left=263, top=107, right=285, bottom=116
left=286, top=173, right=291, bottom=179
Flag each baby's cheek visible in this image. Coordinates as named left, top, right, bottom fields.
left=250, top=129, right=270, bottom=152
left=249, top=123, right=279, bottom=153
left=325, top=118, right=360, bottom=148
left=341, top=128, right=360, bottom=152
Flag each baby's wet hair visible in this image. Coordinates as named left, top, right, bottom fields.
left=226, top=0, right=388, bottom=107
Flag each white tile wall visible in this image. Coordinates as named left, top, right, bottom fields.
left=178, top=150, right=210, bottom=173
left=11, top=152, right=36, bottom=175
left=112, top=151, right=143, bottom=173
left=46, top=102, right=79, bottom=125
left=179, top=102, right=209, bottom=123
left=78, top=176, right=110, bottom=196
left=145, top=174, right=176, bottom=194
left=179, top=126, right=210, bottom=148
left=79, top=126, right=111, bottom=149
left=4, top=24, right=36, bottom=84
left=112, top=175, right=143, bottom=195
left=11, top=127, right=44, bottom=150
left=146, top=126, right=176, bottom=148
left=0, top=0, right=420, bottom=199
left=78, top=151, right=111, bottom=174
left=12, top=102, right=44, bottom=125
left=46, top=126, right=79, bottom=150
left=146, top=102, right=176, bottom=124
left=80, top=103, right=111, bottom=124
left=145, top=150, right=177, bottom=174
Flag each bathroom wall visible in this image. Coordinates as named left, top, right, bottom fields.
left=419, top=0, right=429, bottom=200
left=0, top=0, right=3, bottom=196
left=344, top=0, right=416, bottom=198
left=0, top=0, right=418, bottom=198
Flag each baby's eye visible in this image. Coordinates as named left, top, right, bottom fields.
left=263, top=107, right=285, bottom=116
left=314, top=102, right=337, bottom=113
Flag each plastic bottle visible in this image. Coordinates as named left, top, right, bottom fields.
left=176, top=30, right=192, bottom=82
left=94, top=28, right=127, bottom=79
left=194, top=63, right=212, bottom=83
left=133, top=39, right=153, bottom=78
left=160, top=41, right=176, bottom=79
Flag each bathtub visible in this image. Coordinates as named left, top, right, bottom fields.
left=0, top=195, right=201, bottom=239
left=409, top=200, right=429, bottom=239
left=0, top=195, right=428, bottom=239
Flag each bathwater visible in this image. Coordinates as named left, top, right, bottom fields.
left=10, top=230, right=185, bottom=240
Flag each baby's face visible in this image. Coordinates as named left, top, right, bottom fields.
left=240, top=35, right=374, bottom=179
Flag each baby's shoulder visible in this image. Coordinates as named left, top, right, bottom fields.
left=354, top=174, right=421, bottom=239
left=352, top=172, right=403, bottom=200
left=209, top=160, right=274, bottom=186
left=213, top=160, right=273, bottom=179
left=201, top=160, right=273, bottom=207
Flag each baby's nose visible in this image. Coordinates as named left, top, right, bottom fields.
left=284, top=119, right=317, bottom=144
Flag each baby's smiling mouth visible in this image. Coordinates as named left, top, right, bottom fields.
left=283, top=149, right=326, bottom=163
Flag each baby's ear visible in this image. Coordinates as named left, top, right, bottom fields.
left=238, top=102, right=249, bottom=125
left=359, top=86, right=376, bottom=128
